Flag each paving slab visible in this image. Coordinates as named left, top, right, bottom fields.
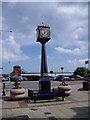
left=1, top=81, right=89, bottom=119
left=2, top=109, right=13, bottom=118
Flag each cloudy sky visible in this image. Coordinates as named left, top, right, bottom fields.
left=1, top=0, right=89, bottom=74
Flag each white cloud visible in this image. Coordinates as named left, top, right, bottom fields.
left=68, top=58, right=88, bottom=66
left=2, top=2, right=88, bottom=48
left=50, top=3, right=88, bottom=57
left=0, top=2, right=2, bottom=29
left=0, top=40, right=2, bottom=67
left=57, top=3, right=87, bottom=17
left=1, top=2, right=88, bottom=73
left=55, top=47, right=87, bottom=55
left=68, top=59, right=77, bottom=66
left=57, top=5, right=79, bottom=15
left=2, top=0, right=90, bottom=2
left=21, top=16, right=29, bottom=23
left=13, top=30, right=36, bottom=47
left=2, top=35, right=29, bottom=61
left=2, top=0, right=58, bottom=2
left=7, top=2, right=17, bottom=8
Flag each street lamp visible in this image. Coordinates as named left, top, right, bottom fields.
left=0, top=67, right=3, bottom=82
left=0, top=67, right=3, bottom=69
left=61, top=67, right=64, bottom=85
left=0, top=29, right=12, bottom=33
left=0, top=67, right=3, bottom=74
left=0, top=29, right=13, bottom=37
left=61, top=67, right=64, bottom=75
left=85, top=60, right=89, bottom=77
left=8, top=61, right=11, bottom=81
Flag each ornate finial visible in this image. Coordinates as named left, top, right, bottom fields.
left=42, top=20, right=44, bottom=25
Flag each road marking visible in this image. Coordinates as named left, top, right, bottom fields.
left=2, top=82, right=14, bottom=85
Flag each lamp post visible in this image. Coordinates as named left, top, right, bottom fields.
left=0, top=67, right=6, bottom=96
left=0, top=30, right=12, bottom=33
left=0, top=67, right=3, bottom=81
left=61, top=67, right=64, bottom=85
left=0, top=29, right=12, bottom=39
left=0, top=67, right=3, bottom=70
left=85, top=60, right=89, bottom=78
left=61, top=67, right=64, bottom=75
left=8, top=61, right=11, bottom=82
left=0, top=67, right=3, bottom=72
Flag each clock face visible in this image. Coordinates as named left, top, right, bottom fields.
left=36, top=25, right=50, bottom=43
left=40, top=28, right=49, bottom=38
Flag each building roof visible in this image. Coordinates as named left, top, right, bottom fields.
left=13, top=65, right=21, bottom=68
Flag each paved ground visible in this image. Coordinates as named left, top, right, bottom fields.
left=0, top=81, right=89, bottom=120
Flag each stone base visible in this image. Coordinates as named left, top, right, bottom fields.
left=58, top=85, right=71, bottom=96
left=10, top=88, right=25, bottom=100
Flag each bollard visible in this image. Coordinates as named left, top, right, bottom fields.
left=2, top=83, right=5, bottom=96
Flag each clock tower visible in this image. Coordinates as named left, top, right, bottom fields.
left=36, top=22, right=50, bottom=77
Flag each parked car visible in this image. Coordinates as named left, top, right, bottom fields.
left=10, top=76, right=15, bottom=81
left=76, top=75, right=84, bottom=78
left=53, top=75, right=64, bottom=81
left=70, top=75, right=84, bottom=79
left=10, top=76, right=23, bottom=81
left=18, top=76, right=23, bottom=81
left=63, top=77, right=71, bottom=81
left=2, top=76, right=9, bottom=82
left=22, top=77, right=28, bottom=81
left=47, top=76, right=54, bottom=80
left=10, top=76, right=28, bottom=81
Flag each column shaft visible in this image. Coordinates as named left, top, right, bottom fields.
left=41, top=44, right=48, bottom=77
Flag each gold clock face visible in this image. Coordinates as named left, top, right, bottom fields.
left=40, top=28, right=49, bottom=37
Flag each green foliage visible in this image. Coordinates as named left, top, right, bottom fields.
left=74, top=67, right=90, bottom=77
left=14, top=81, right=20, bottom=89
left=59, top=79, right=68, bottom=86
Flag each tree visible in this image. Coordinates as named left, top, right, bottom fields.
left=74, top=67, right=90, bottom=77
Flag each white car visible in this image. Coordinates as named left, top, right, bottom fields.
left=2, top=76, right=9, bottom=82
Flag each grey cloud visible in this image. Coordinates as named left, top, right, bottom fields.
left=2, top=0, right=90, bottom=2
left=2, top=2, right=88, bottom=56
